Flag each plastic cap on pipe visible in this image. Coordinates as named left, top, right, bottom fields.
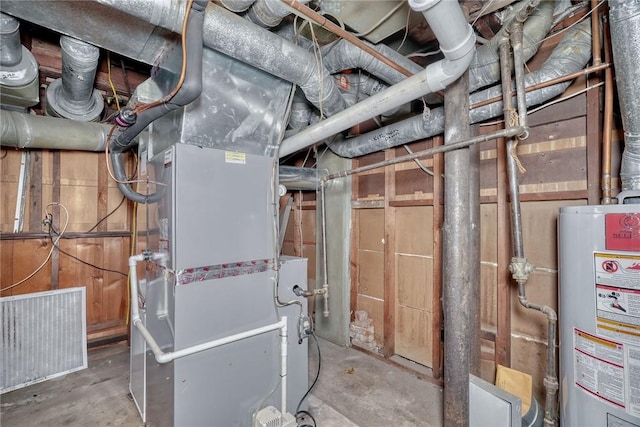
left=408, top=0, right=441, bottom=12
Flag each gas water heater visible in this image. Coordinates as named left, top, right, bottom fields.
left=559, top=198, right=640, bottom=427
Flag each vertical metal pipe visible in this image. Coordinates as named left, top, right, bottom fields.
left=508, top=21, right=559, bottom=427
left=468, top=138, right=481, bottom=378
left=443, top=69, right=472, bottom=427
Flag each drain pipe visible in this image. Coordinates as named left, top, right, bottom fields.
left=45, top=36, right=104, bottom=122
left=278, top=0, right=475, bottom=158
left=507, top=19, right=558, bottom=427
left=329, top=19, right=592, bottom=158
left=109, top=0, right=207, bottom=204
left=610, top=0, right=640, bottom=199
left=442, top=70, right=473, bottom=427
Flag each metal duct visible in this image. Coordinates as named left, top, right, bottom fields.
left=0, top=109, right=113, bottom=151
left=321, top=39, right=423, bottom=85
left=329, top=19, right=592, bottom=158
left=0, top=13, right=22, bottom=66
left=610, top=0, right=640, bottom=194
left=246, top=0, right=309, bottom=28
left=0, top=1, right=177, bottom=66
left=279, top=166, right=328, bottom=191
left=278, top=0, right=476, bottom=158
left=95, top=0, right=346, bottom=117
left=46, top=36, right=104, bottom=122
left=0, top=12, right=39, bottom=108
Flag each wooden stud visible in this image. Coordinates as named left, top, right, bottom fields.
left=496, top=134, right=511, bottom=367
left=28, top=151, right=43, bottom=232
left=50, top=151, right=60, bottom=290
left=97, top=154, right=109, bottom=232
left=383, top=149, right=396, bottom=357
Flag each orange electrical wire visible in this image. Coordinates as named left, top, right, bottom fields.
left=133, top=0, right=194, bottom=115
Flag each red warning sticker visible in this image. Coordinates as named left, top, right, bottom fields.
left=606, top=213, right=640, bottom=252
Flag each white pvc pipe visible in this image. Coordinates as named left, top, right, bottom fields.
left=278, top=0, right=475, bottom=158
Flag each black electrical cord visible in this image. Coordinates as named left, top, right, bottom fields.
left=296, top=332, right=321, bottom=427
left=86, top=195, right=126, bottom=233
left=47, top=227, right=127, bottom=277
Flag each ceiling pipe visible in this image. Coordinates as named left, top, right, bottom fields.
left=45, top=36, right=104, bottom=122
left=278, top=0, right=476, bottom=158
left=609, top=0, right=640, bottom=198
left=329, top=19, right=592, bottom=158
left=95, top=0, right=346, bottom=117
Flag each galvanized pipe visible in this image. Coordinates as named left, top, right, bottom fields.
left=322, top=127, right=525, bottom=182
left=507, top=21, right=559, bottom=427
left=442, top=69, right=472, bottom=427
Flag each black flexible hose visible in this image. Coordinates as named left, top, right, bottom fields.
left=295, top=332, right=321, bottom=427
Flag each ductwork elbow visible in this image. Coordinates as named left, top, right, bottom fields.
left=410, top=0, right=476, bottom=93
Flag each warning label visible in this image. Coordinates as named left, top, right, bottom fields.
left=606, top=213, right=640, bottom=252
left=595, top=253, right=640, bottom=344
left=574, top=329, right=626, bottom=409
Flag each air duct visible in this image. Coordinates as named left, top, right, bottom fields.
left=610, top=0, right=640, bottom=195
left=0, top=13, right=39, bottom=109
left=0, top=109, right=112, bottom=151
left=329, top=19, right=592, bottom=158
left=246, top=0, right=309, bottom=28
left=45, top=36, right=104, bottom=122
left=278, top=0, right=476, bottom=158
left=95, top=0, right=346, bottom=117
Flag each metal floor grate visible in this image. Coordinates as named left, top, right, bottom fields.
left=1, top=287, right=87, bottom=393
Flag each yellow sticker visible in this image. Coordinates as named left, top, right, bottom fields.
left=225, top=151, right=246, bottom=165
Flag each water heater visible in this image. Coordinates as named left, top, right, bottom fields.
left=559, top=200, right=640, bottom=426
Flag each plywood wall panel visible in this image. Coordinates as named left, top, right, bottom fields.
left=395, top=168, right=433, bottom=196
left=60, top=186, right=98, bottom=232
left=521, top=200, right=586, bottom=269
left=480, top=264, right=497, bottom=328
left=301, top=209, right=316, bottom=243
left=304, top=244, right=317, bottom=283
left=395, top=206, right=433, bottom=256
left=0, top=241, right=14, bottom=295
left=511, top=335, right=547, bottom=405
left=357, top=250, right=384, bottom=299
left=511, top=270, right=558, bottom=339
left=358, top=209, right=384, bottom=251
left=7, top=239, right=52, bottom=296
left=396, top=254, right=431, bottom=311
left=395, top=305, right=432, bottom=367
left=76, top=239, right=105, bottom=326
left=480, top=204, right=497, bottom=262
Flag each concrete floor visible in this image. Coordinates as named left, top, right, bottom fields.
left=0, top=337, right=443, bottom=426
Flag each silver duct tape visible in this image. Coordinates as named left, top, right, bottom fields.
left=176, top=259, right=274, bottom=285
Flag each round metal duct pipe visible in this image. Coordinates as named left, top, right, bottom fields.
left=0, top=13, right=39, bottom=108
left=46, top=36, right=103, bottom=122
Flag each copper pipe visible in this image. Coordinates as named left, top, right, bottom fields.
left=282, top=0, right=414, bottom=78
left=601, top=15, right=614, bottom=203
left=470, top=62, right=611, bottom=110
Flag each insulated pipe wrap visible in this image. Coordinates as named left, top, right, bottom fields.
left=321, top=39, right=423, bottom=85
left=330, top=20, right=591, bottom=158
left=610, top=0, right=640, bottom=192
left=0, top=13, right=22, bottom=67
